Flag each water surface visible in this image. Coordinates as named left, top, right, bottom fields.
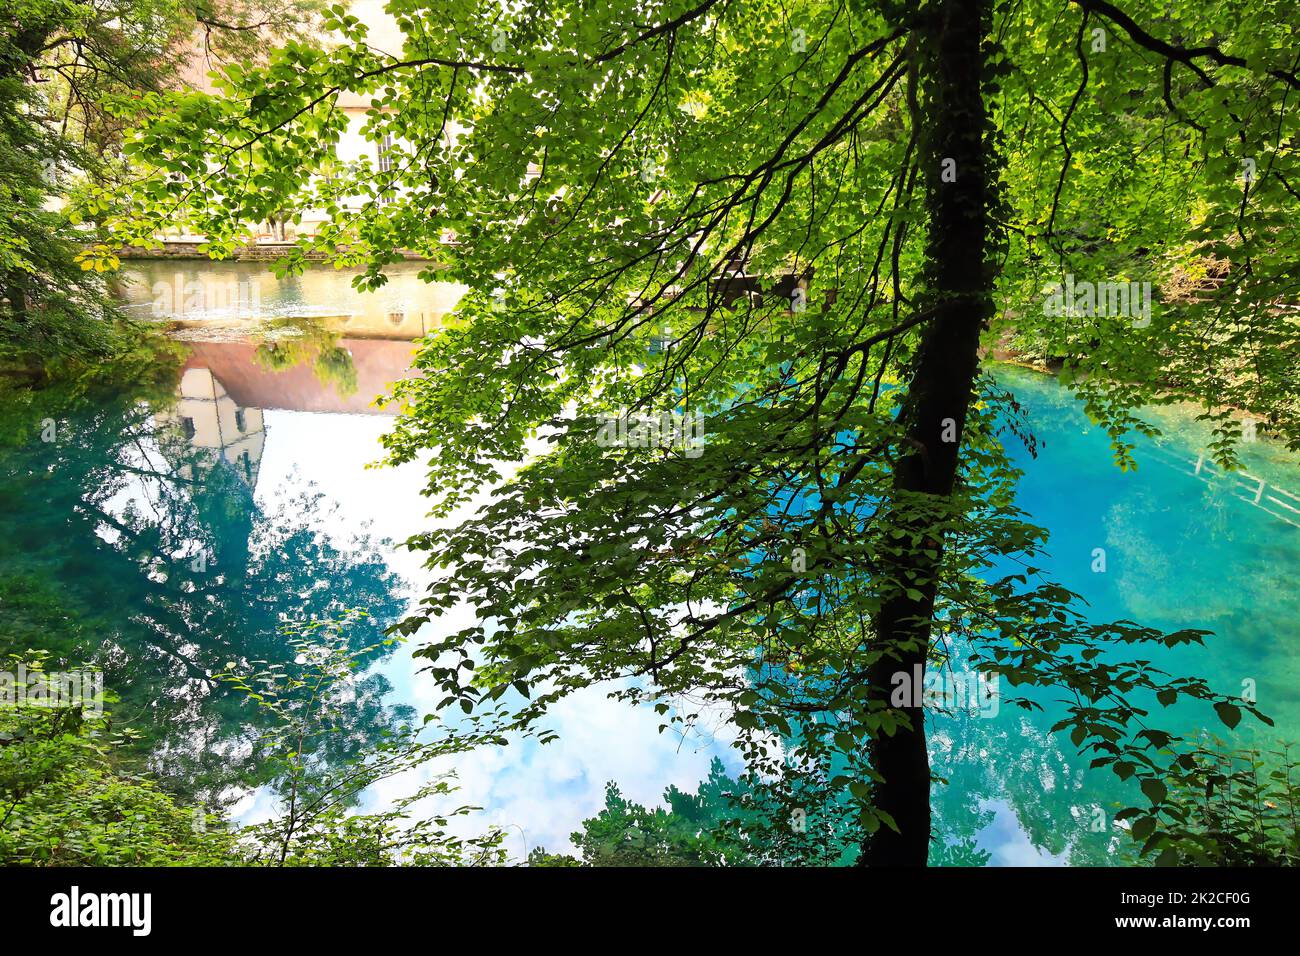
left=3, top=266, right=1297, bottom=863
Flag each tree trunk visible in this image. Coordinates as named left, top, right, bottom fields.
left=861, top=0, right=995, bottom=866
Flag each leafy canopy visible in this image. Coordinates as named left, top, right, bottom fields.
left=108, top=0, right=1300, bottom=860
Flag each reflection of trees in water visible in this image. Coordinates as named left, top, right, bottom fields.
left=929, top=705, right=1123, bottom=866
left=0, top=379, right=407, bottom=806
left=541, top=692, right=1129, bottom=866
left=253, top=318, right=358, bottom=397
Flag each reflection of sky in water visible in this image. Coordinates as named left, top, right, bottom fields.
left=220, top=370, right=1300, bottom=865
left=975, top=800, right=1067, bottom=867
left=90, top=263, right=1300, bottom=863
left=224, top=411, right=743, bottom=856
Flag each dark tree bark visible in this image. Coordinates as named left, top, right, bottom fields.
left=861, top=0, right=997, bottom=867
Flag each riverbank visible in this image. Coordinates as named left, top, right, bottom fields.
left=115, top=241, right=435, bottom=262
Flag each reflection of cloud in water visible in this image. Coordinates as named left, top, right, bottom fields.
left=974, top=800, right=1067, bottom=867
left=252, top=408, right=742, bottom=858
left=229, top=786, right=281, bottom=828
left=364, top=680, right=740, bottom=858
left=225, top=366, right=1300, bottom=864
left=254, top=410, right=429, bottom=585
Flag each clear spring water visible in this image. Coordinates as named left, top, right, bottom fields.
left=3, top=266, right=1297, bottom=864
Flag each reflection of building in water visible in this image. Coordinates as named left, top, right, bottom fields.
left=160, top=337, right=416, bottom=489
left=180, top=339, right=418, bottom=416
left=158, top=368, right=266, bottom=488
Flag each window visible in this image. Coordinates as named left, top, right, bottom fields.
left=377, top=135, right=396, bottom=205
left=234, top=409, right=246, bottom=433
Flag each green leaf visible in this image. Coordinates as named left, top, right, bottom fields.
left=1140, top=778, right=1167, bottom=806
left=1214, top=702, right=1242, bottom=729
left=1131, top=816, right=1156, bottom=842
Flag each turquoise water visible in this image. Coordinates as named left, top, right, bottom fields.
left=3, top=272, right=1297, bottom=863
left=928, top=368, right=1300, bottom=864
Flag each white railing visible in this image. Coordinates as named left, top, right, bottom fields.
left=1143, top=441, right=1300, bottom=529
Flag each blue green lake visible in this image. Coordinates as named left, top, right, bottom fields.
left=2, top=265, right=1296, bottom=864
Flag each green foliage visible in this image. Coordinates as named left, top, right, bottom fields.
left=530, top=778, right=739, bottom=867
left=109, top=0, right=1300, bottom=863
left=1120, top=740, right=1300, bottom=866
left=531, top=757, right=852, bottom=866
left=9, top=1, right=324, bottom=155
left=0, top=615, right=508, bottom=867
left=1, top=0, right=324, bottom=372
left=0, top=42, right=120, bottom=370
left=0, top=653, right=237, bottom=865
left=218, top=612, right=508, bottom=866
